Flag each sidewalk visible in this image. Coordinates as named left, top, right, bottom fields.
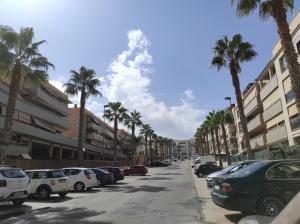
left=192, top=172, right=245, bottom=224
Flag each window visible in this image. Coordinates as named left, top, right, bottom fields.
left=290, top=115, right=300, bottom=131
left=267, top=162, right=300, bottom=179
left=50, top=170, right=65, bottom=178
left=285, top=90, right=295, bottom=103
left=63, top=169, right=80, bottom=176
left=0, top=169, right=26, bottom=178
left=31, top=171, right=48, bottom=179
left=279, top=56, right=288, bottom=73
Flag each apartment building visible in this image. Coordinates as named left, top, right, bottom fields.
left=64, top=107, right=119, bottom=160
left=232, top=10, right=300, bottom=155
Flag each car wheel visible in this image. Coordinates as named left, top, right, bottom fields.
left=74, top=182, right=85, bottom=192
left=59, top=192, right=68, bottom=198
left=12, top=199, right=25, bottom=206
left=256, top=195, right=286, bottom=217
left=37, top=187, right=50, bottom=200
left=197, top=173, right=203, bottom=178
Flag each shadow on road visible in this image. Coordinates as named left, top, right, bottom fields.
left=138, top=177, right=173, bottom=181
left=225, top=213, right=248, bottom=224
left=103, top=185, right=169, bottom=193
left=0, top=204, right=32, bottom=220
left=68, top=188, right=101, bottom=194
left=156, top=172, right=183, bottom=176
left=1, top=206, right=111, bottom=224
left=27, top=196, right=73, bottom=203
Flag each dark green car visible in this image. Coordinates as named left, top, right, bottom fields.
left=211, top=160, right=300, bottom=217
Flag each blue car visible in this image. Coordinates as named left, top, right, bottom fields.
left=98, top=166, right=124, bottom=182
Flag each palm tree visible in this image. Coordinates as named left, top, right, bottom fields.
left=64, top=66, right=101, bottom=160
left=124, top=110, right=143, bottom=161
left=212, top=112, right=223, bottom=167
left=0, top=26, right=54, bottom=163
left=211, top=34, right=256, bottom=159
left=140, top=124, right=151, bottom=165
left=206, top=111, right=217, bottom=157
left=103, top=102, right=128, bottom=164
left=219, top=110, right=234, bottom=165
left=231, top=0, right=300, bottom=116
left=152, top=133, right=158, bottom=159
left=148, top=128, right=155, bottom=162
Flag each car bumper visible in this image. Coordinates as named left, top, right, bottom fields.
left=0, top=191, right=28, bottom=202
left=211, top=191, right=255, bottom=212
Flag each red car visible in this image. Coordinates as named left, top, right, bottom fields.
left=123, top=165, right=148, bottom=176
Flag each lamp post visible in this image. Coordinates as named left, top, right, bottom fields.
left=224, top=97, right=232, bottom=107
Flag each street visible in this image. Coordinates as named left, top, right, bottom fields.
left=0, top=161, right=204, bottom=224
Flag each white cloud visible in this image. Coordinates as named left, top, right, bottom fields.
left=50, top=29, right=205, bottom=139
left=103, top=29, right=205, bottom=139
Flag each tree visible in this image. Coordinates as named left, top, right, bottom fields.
left=206, top=111, right=217, bottom=157
left=148, top=128, right=155, bottom=162
left=140, top=124, right=151, bottom=166
left=64, top=66, right=101, bottom=160
left=0, top=26, right=54, bottom=163
left=219, top=110, right=234, bottom=165
left=211, top=34, right=256, bottom=159
left=103, top=102, right=128, bottom=164
left=124, top=110, right=143, bottom=162
left=231, top=0, right=300, bottom=116
left=212, top=111, right=223, bottom=167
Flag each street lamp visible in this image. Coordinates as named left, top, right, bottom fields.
left=224, top=97, right=232, bottom=107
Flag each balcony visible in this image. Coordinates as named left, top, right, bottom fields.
left=0, top=89, right=69, bottom=129
left=263, top=100, right=283, bottom=122
left=266, top=125, right=288, bottom=144
left=260, top=76, right=278, bottom=100
left=86, top=133, right=104, bottom=143
left=247, top=113, right=264, bottom=132
left=87, top=122, right=104, bottom=134
left=250, top=134, right=266, bottom=149
left=244, top=97, right=258, bottom=117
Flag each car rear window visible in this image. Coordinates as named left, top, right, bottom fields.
left=1, top=169, right=26, bottom=178
left=229, top=161, right=268, bottom=177
left=85, top=169, right=95, bottom=174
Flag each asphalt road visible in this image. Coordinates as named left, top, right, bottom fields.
left=0, top=161, right=202, bottom=224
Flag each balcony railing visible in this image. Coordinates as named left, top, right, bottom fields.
left=260, top=76, right=278, bottom=100
left=266, top=125, right=288, bottom=144
left=244, top=97, right=258, bottom=117
left=250, top=134, right=266, bottom=149
left=247, top=113, right=264, bottom=132
left=263, top=100, right=283, bottom=122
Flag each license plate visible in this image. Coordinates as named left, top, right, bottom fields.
left=14, top=192, right=25, bottom=197
left=214, top=185, right=220, bottom=191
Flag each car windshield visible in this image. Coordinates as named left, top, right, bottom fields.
left=0, top=169, right=26, bottom=178
left=220, top=164, right=238, bottom=173
left=229, top=161, right=268, bottom=177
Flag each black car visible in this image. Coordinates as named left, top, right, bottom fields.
left=207, top=160, right=258, bottom=188
left=149, top=160, right=168, bottom=167
left=91, top=168, right=114, bottom=187
left=98, top=167, right=124, bottom=182
left=194, top=163, right=222, bottom=177
left=211, top=160, right=300, bottom=217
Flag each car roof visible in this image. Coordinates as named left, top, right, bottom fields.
left=63, top=167, right=89, bottom=170
left=25, top=169, right=59, bottom=172
left=0, top=167, right=20, bottom=170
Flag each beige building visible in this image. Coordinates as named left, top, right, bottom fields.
left=232, top=10, right=300, bottom=155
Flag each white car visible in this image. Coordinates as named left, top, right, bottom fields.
left=62, top=168, right=97, bottom=192
left=0, top=166, right=29, bottom=205
left=25, top=169, right=70, bottom=200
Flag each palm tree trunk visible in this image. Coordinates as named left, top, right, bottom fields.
left=149, top=135, right=153, bottom=162
left=0, top=62, right=22, bottom=164
left=271, top=0, right=300, bottom=116
left=78, top=90, right=86, bottom=161
left=221, top=123, right=231, bottom=165
left=113, top=117, right=118, bottom=164
left=214, top=128, right=223, bottom=167
left=131, top=125, right=135, bottom=163
left=205, top=134, right=209, bottom=155
left=144, top=136, right=148, bottom=166
left=230, top=61, right=252, bottom=159
left=210, top=130, right=217, bottom=157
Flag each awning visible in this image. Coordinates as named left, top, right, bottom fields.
left=32, top=118, right=56, bottom=133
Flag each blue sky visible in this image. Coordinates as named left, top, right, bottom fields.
left=1, top=0, right=300, bottom=139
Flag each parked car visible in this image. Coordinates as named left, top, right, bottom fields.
left=206, top=161, right=257, bottom=188
left=91, top=168, right=114, bottom=187
left=194, top=163, right=222, bottom=178
left=149, top=160, right=168, bottom=167
left=0, top=166, right=29, bottom=205
left=62, top=168, right=97, bottom=192
left=162, top=159, right=172, bottom=166
left=98, top=167, right=124, bottom=182
left=25, top=169, right=69, bottom=200
left=211, top=160, right=300, bottom=217
left=123, top=165, right=148, bottom=176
